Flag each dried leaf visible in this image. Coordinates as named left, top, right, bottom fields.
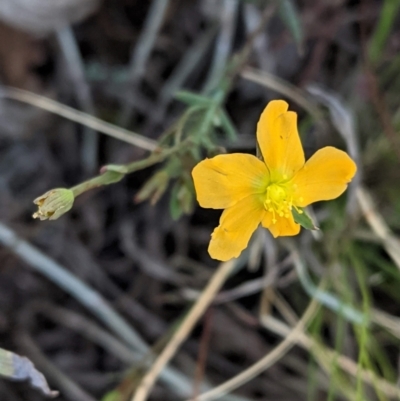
left=0, top=347, right=59, bottom=398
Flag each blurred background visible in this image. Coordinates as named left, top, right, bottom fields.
left=0, top=0, right=400, bottom=400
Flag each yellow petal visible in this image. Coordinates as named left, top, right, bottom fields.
left=261, top=212, right=272, bottom=229
left=257, top=100, right=305, bottom=179
left=264, top=214, right=300, bottom=238
left=192, top=154, right=268, bottom=209
left=292, top=146, right=357, bottom=207
left=208, top=195, right=265, bottom=261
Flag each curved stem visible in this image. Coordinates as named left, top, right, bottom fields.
left=131, top=260, right=237, bottom=401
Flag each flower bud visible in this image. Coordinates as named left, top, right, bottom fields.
left=32, top=188, right=74, bottom=221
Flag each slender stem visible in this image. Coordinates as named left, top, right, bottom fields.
left=131, top=260, right=236, bottom=401
left=71, top=142, right=189, bottom=198
left=190, top=286, right=321, bottom=401
left=71, top=171, right=124, bottom=197
left=0, top=86, right=157, bottom=151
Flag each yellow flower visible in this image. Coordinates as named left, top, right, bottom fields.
left=192, top=100, right=357, bottom=261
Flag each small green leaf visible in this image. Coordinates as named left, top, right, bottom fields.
left=102, top=164, right=129, bottom=174
left=292, top=207, right=319, bottom=231
left=175, top=90, right=211, bottom=106
left=101, top=170, right=125, bottom=185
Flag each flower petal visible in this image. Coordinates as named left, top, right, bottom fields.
left=257, top=100, right=305, bottom=179
left=208, top=195, right=265, bottom=261
left=192, top=154, right=268, bottom=209
left=263, top=214, right=300, bottom=238
left=292, top=146, right=357, bottom=207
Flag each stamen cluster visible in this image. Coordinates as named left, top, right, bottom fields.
left=264, top=183, right=293, bottom=223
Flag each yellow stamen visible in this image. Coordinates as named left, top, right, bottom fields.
left=263, top=183, right=295, bottom=224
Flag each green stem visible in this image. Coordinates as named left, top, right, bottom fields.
left=71, top=170, right=124, bottom=197
left=71, top=142, right=190, bottom=198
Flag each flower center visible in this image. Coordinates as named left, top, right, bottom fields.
left=264, top=183, right=293, bottom=224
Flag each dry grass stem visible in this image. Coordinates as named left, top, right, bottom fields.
left=189, top=292, right=321, bottom=401
left=356, top=186, right=400, bottom=270
left=0, top=86, right=157, bottom=151
left=262, top=305, right=400, bottom=400
left=131, top=260, right=236, bottom=401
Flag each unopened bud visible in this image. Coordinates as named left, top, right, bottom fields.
left=32, top=188, right=74, bottom=221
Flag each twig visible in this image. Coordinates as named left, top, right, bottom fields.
left=131, top=260, right=236, bottom=401
left=0, top=86, right=157, bottom=151
left=187, top=286, right=321, bottom=401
